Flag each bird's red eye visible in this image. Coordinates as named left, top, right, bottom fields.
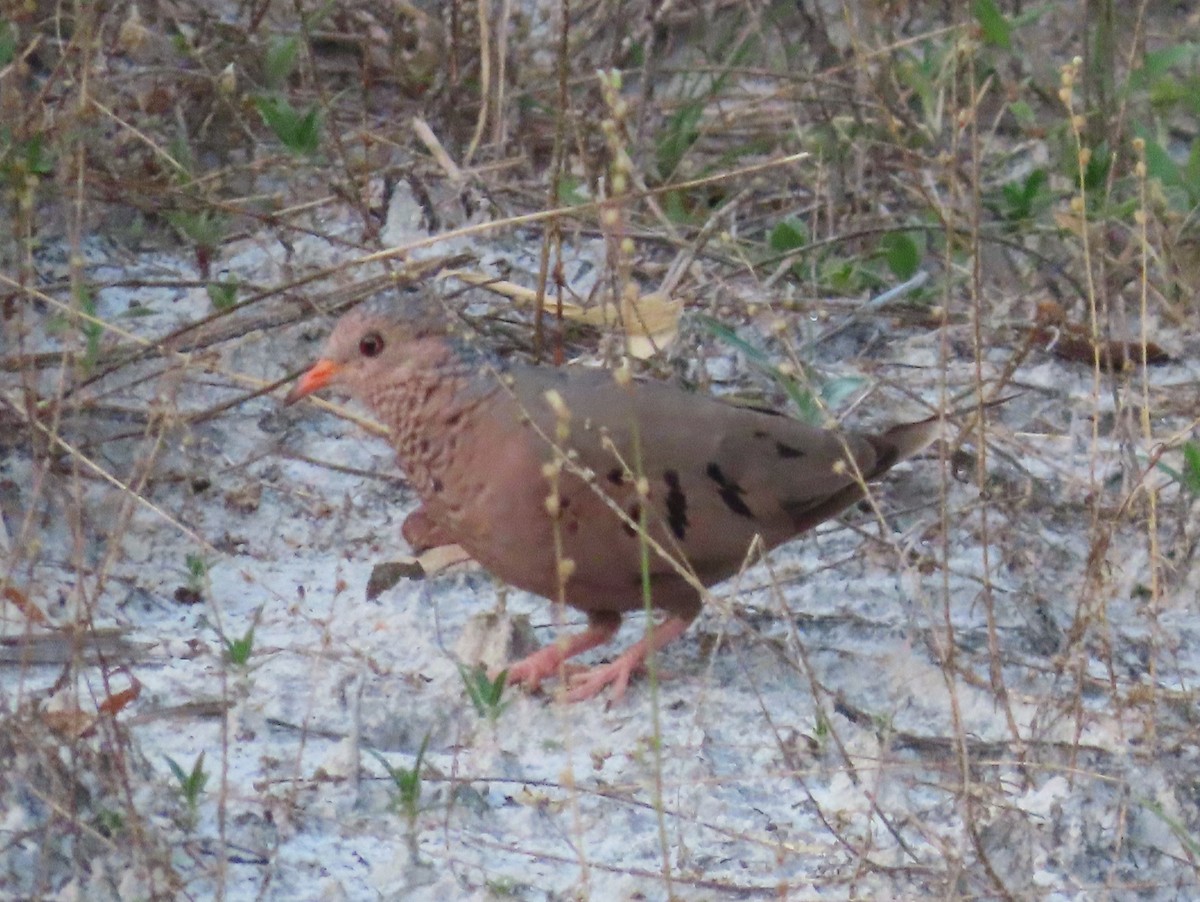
left=359, top=332, right=385, bottom=358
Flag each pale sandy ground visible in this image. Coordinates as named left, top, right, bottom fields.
left=5, top=179, right=1200, bottom=901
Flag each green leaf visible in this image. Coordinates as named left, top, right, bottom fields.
left=1082, top=143, right=1111, bottom=191
left=167, top=210, right=226, bottom=248
left=1182, top=442, right=1200, bottom=494
left=264, top=36, right=300, bottom=89
left=656, top=100, right=703, bottom=180
left=1183, top=140, right=1200, bottom=203
left=1008, top=100, right=1035, bottom=128
left=880, top=231, right=920, bottom=279
left=459, top=664, right=508, bottom=720
left=996, top=168, right=1049, bottom=222
left=0, top=21, right=15, bottom=67
left=769, top=218, right=808, bottom=253
left=1136, top=131, right=1181, bottom=189
left=305, top=0, right=337, bottom=31
left=206, top=277, right=238, bottom=312
left=553, top=174, right=589, bottom=206
left=1148, top=74, right=1186, bottom=109
left=223, top=625, right=255, bottom=666
left=820, top=375, right=867, bottom=408
left=255, top=95, right=321, bottom=155
left=972, top=0, right=1012, bottom=49
left=1134, top=44, right=1200, bottom=85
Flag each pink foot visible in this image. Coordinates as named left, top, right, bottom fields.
left=501, top=613, right=621, bottom=693
left=504, top=645, right=581, bottom=692
left=563, top=616, right=693, bottom=702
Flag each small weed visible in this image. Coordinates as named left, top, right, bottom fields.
left=184, top=554, right=207, bottom=594
left=165, top=752, right=208, bottom=827
left=167, top=210, right=227, bottom=276
left=368, top=731, right=431, bottom=824
left=44, top=288, right=105, bottom=372
left=93, top=808, right=124, bottom=838
left=459, top=665, right=509, bottom=721
left=1155, top=442, right=1200, bottom=495
left=1184, top=443, right=1200, bottom=494
left=877, top=231, right=921, bottom=280
left=987, top=168, right=1052, bottom=225
left=485, top=877, right=525, bottom=897
left=224, top=625, right=255, bottom=666
left=206, top=275, right=238, bottom=312
left=167, top=210, right=226, bottom=249
left=972, top=0, right=1013, bottom=50
left=0, top=20, right=15, bottom=66
left=255, top=95, right=321, bottom=156
left=813, top=712, right=830, bottom=741
left=0, top=130, right=55, bottom=190
left=263, top=35, right=301, bottom=89
left=768, top=218, right=808, bottom=255
left=74, top=287, right=104, bottom=373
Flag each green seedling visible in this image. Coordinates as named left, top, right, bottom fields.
left=223, top=624, right=255, bottom=666
left=165, top=752, right=208, bottom=827
left=75, top=287, right=104, bottom=373
left=263, top=35, right=301, bottom=88
left=459, top=664, right=509, bottom=722
left=987, top=168, right=1051, bottom=225
left=0, top=21, right=15, bottom=66
left=368, top=731, right=431, bottom=824
left=223, top=606, right=262, bottom=667
left=206, top=276, right=238, bottom=312
left=255, top=95, right=321, bottom=156
left=93, top=808, right=124, bottom=838
left=167, top=210, right=226, bottom=249
left=184, top=554, right=207, bottom=594
left=972, top=0, right=1013, bottom=49
left=1155, top=442, right=1200, bottom=496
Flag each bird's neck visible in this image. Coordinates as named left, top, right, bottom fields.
left=367, top=341, right=501, bottom=498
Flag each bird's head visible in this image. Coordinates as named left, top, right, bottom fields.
left=285, top=294, right=452, bottom=405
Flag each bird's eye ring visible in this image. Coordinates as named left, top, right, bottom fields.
left=359, top=332, right=385, bottom=358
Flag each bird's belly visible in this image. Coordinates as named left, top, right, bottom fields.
left=448, top=484, right=704, bottom=616
left=416, top=428, right=711, bottom=616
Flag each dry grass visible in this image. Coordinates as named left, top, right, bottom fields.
left=3, top=0, right=1200, bottom=898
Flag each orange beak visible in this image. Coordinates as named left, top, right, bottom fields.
left=285, top=359, right=342, bottom=405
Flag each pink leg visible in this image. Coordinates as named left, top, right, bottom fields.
left=565, top=615, right=694, bottom=703
left=504, top=612, right=621, bottom=692
left=401, top=507, right=457, bottom=554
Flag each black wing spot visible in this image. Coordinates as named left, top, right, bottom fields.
left=431, top=478, right=444, bottom=493
left=607, top=467, right=625, bottom=485
left=705, top=462, right=754, bottom=519
left=775, top=441, right=805, bottom=459
left=662, top=469, right=689, bottom=541
left=753, top=429, right=769, bottom=439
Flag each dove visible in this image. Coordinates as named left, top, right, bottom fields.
left=286, top=296, right=945, bottom=701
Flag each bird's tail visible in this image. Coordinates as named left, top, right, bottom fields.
left=868, top=394, right=1013, bottom=478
